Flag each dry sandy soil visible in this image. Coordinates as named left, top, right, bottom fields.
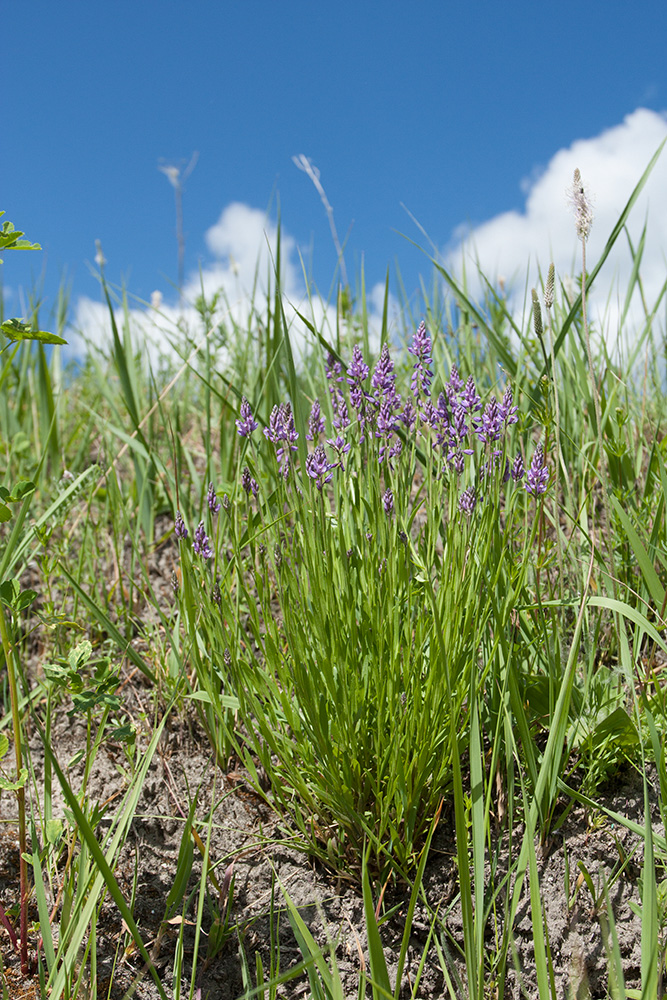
left=0, top=700, right=660, bottom=1000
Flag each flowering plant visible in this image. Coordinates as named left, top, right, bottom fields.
left=176, top=326, right=548, bottom=878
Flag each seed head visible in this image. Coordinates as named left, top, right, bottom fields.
left=532, top=289, right=543, bottom=340
left=544, top=263, right=555, bottom=311
left=569, top=168, right=593, bottom=242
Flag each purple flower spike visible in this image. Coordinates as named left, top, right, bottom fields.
left=399, top=399, right=418, bottom=433
left=332, top=389, right=350, bottom=431
left=175, top=511, right=188, bottom=539
left=193, top=520, right=214, bottom=559
left=383, top=488, right=394, bottom=516
left=265, top=401, right=298, bottom=476
left=408, top=320, right=434, bottom=399
left=460, top=376, right=482, bottom=413
left=458, top=486, right=477, bottom=516
left=524, top=444, right=549, bottom=496
left=511, top=453, right=525, bottom=482
left=306, top=444, right=335, bottom=491
left=446, top=365, right=464, bottom=402
left=500, top=385, right=519, bottom=426
left=241, top=467, right=259, bottom=496
left=477, top=397, right=503, bottom=444
left=371, top=343, right=396, bottom=399
left=207, top=482, right=221, bottom=513
left=347, top=344, right=370, bottom=384
left=236, top=396, right=258, bottom=438
left=307, top=399, right=326, bottom=441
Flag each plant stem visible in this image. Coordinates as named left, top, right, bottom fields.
left=0, top=605, right=29, bottom=975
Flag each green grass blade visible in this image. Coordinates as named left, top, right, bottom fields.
left=361, top=854, right=392, bottom=1000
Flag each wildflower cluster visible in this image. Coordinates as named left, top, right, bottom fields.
left=221, top=324, right=548, bottom=519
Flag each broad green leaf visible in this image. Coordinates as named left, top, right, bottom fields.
left=0, top=317, right=67, bottom=345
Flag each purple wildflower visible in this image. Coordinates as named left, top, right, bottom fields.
left=422, top=399, right=438, bottom=429
left=383, top=488, right=394, bottom=516
left=510, top=453, right=525, bottom=482
left=347, top=346, right=371, bottom=427
left=524, top=445, right=549, bottom=496
left=399, top=399, right=418, bottom=433
left=326, top=434, right=351, bottom=470
left=241, top=467, right=259, bottom=496
left=207, top=482, right=221, bottom=513
left=264, top=404, right=284, bottom=445
left=347, top=345, right=370, bottom=384
left=499, top=385, right=519, bottom=426
left=325, top=352, right=344, bottom=383
left=264, top=402, right=298, bottom=476
left=452, top=403, right=469, bottom=441
left=306, top=445, right=335, bottom=491
left=175, top=511, right=188, bottom=539
left=476, top=397, right=503, bottom=444
left=193, top=521, right=214, bottom=559
left=235, top=396, right=258, bottom=438
left=460, top=376, right=482, bottom=413
left=458, top=487, right=477, bottom=516
left=445, top=365, right=464, bottom=405
left=332, top=389, right=350, bottom=431
left=436, top=392, right=451, bottom=424
left=376, top=397, right=397, bottom=438
left=371, top=343, right=395, bottom=398
left=449, top=449, right=466, bottom=475
left=307, top=399, right=326, bottom=441
left=408, top=321, right=434, bottom=399
left=384, top=439, right=402, bottom=468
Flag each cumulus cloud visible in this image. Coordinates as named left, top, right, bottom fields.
left=446, top=108, right=667, bottom=351
left=68, top=203, right=393, bottom=368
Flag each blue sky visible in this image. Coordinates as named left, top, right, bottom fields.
left=3, top=1, right=667, bottom=353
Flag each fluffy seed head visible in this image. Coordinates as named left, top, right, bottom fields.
left=569, top=168, right=593, bottom=242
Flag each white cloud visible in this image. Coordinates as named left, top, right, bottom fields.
left=446, top=108, right=667, bottom=353
left=68, top=202, right=392, bottom=369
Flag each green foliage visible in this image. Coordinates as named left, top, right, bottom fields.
left=0, top=213, right=42, bottom=258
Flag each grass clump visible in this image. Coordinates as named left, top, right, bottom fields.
left=176, top=324, right=549, bottom=883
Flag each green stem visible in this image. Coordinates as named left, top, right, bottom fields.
left=0, top=605, right=29, bottom=975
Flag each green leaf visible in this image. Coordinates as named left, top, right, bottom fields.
left=45, top=819, right=64, bottom=846
left=187, top=689, right=240, bottom=711
left=0, top=733, right=8, bottom=760
left=15, top=589, right=37, bottom=613
left=0, top=579, right=20, bottom=607
left=12, top=480, right=36, bottom=501
left=68, top=640, right=93, bottom=671
left=0, top=317, right=67, bottom=345
left=0, top=217, right=41, bottom=253
left=0, top=504, right=10, bottom=523
left=0, top=767, right=28, bottom=791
